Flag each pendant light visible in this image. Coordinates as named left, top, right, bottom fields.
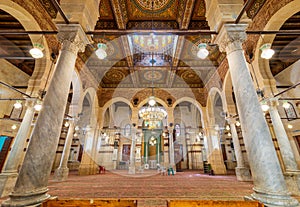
left=260, top=43, right=275, bottom=59
left=197, top=43, right=209, bottom=59
left=96, top=43, right=107, bottom=59
left=30, top=36, right=44, bottom=59
left=14, top=100, right=22, bottom=109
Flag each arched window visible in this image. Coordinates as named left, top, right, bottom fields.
left=284, top=102, right=297, bottom=121
left=175, top=124, right=181, bottom=137
left=124, top=124, right=131, bottom=136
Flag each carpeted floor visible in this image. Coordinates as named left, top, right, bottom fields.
left=2, top=170, right=300, bottom=206
left=45, top=170, right=254, bottom=206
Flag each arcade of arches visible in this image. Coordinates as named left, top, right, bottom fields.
left=0, top=0, right=300, bottom=206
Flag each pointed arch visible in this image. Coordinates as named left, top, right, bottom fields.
left=0, top=1, right=52, bottom=94
left=252, top=1, right=300, bottom=90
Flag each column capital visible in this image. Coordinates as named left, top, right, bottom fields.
left=68, top=104, right=79, bottom=117
left=215, top=24, right=248, bottom=53
left=167, top=110, right=174, bottom=126
left=131, top=107, right=139, bottom=125
left=57, top=24, right=90, bottom=54
left=25, top=98, right=37, bottom=108
left=226, top=117, right=236, bottom=125
left=267, top=97, right=279, bottom=107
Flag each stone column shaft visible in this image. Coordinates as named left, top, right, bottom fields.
left=61, top=121, right=75, bottom=168
left=2, top=24, right=89, bottom=207
left=129, top=126, right=136, bottom=174
left=166, top=108, right=174, bottom=168
left=269, top=99, right=300, bottom=195
left=145, top=141, right=148, bottom=163
left=0, top=99, right=36, bottom=197
left=169, top=128, right=175, bottom=167
left=53, top=121, right=75, bottom=181
left=216, top=24, right=298, bottom=206
left=269, top=99, right=298, bottom=171
left=228, top=119, right=251, bottom=181
left=229, top=122, right=244, bottom=167
left=157, top=138, right=160, bottom=163
left=207, top=128, right=227, bottom=175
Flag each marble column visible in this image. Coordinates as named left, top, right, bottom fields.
left=169, top=127, right=175, bottom=170
left=268, top=98, right=300, bottom=195
left=157, top=137, right=160, bottom=164
left=145, top=139, right=149, bottom=164
left=2, top=24, right=89, bottom=207
left=0, top=98, right=36, bottom=197
left=215, top=23, right=298, bottom=206
left=128, top=125, right=136, bottom=174
left=53, top=120, right=75, bottom=181
left=186, top=134, right=192, bottom=169
left=206, top=127, right=227, bottom=175
left=91, top=126, right=101, bottom=174
left=227, top=118, right=251, bottom=181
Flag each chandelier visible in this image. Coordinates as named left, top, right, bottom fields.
left=139, top=102, right=167, bottom=129
left=138, top=69, right=167, bottom=129
left=137, top=0, right=167, bottom=129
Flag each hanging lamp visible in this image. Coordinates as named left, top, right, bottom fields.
left=96, top=43, right=107, bottom=59
left=197, top=43, right=209, bottom=59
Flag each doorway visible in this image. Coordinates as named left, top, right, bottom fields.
left=0, top=136, right=13, bottom=172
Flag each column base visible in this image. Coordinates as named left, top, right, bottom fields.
left=2, top=187, right=50, bottom=207
left=78, top=164, right=98, bottom=175
left=235, top=167, right=252, bottom=182
left=208, top=150, right=227, bottom=175
left=245, top=187, right=299, bottom=207
left=284, top=170, right=300, bottom=196
left=53, top=167, right=69, bottom=182
left=128, top=166, right=136, bottom=174
left=0, top=172, right=18, bottom=198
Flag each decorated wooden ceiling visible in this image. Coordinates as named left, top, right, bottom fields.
left=1, top=0, right=299, bottom=91
left=96, top=0, right=208, bottom=30
left=0, top=10, right=35, bottom=76
left=89, top=0, right=300, bottom=88
left=88, top=0, right=218, bottom=88
left=270, top=11, right=300, bottom=76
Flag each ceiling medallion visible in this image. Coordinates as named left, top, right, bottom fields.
left=104, top=70, right=125, bottom=82
left=131, top=0, right=175, bottom=13
left=143, top=70, right=163, bottom=82
left=181, top=70, right=200, bottom=82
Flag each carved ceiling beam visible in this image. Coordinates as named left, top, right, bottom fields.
left=180, top=0, right=196, bottom=29
left=110, top=0, right=126, bottom=29
left=129, top=67, right=139, bottom=87
left=120, top=36, right=139, bottom=87
left=120, top=36, right=133, bottom=67
left=89, top=29, right=217, bottom=35
left=166, top=36, right=185, bottom=88
left=0, top=46, right=33, bottom=75
left=3, top=30, right=300, bottom=35
left=172, top=36, right=185, bottom=67
left=166, top=68, right=176, bottom=88
left=49, top=0, right=70, bottom=24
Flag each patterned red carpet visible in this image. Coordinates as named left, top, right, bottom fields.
left=46, top=170, right=254, bottom=206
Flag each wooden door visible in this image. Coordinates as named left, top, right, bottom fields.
left=294, top=135, right=300, bottom=155
left=77, top=144, right=83, bottom=162
left=174, top=143, right=183, bottom=172
left=122, top=144, right=131, bottom=161
left=0, top=136, right=13, bottom=172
